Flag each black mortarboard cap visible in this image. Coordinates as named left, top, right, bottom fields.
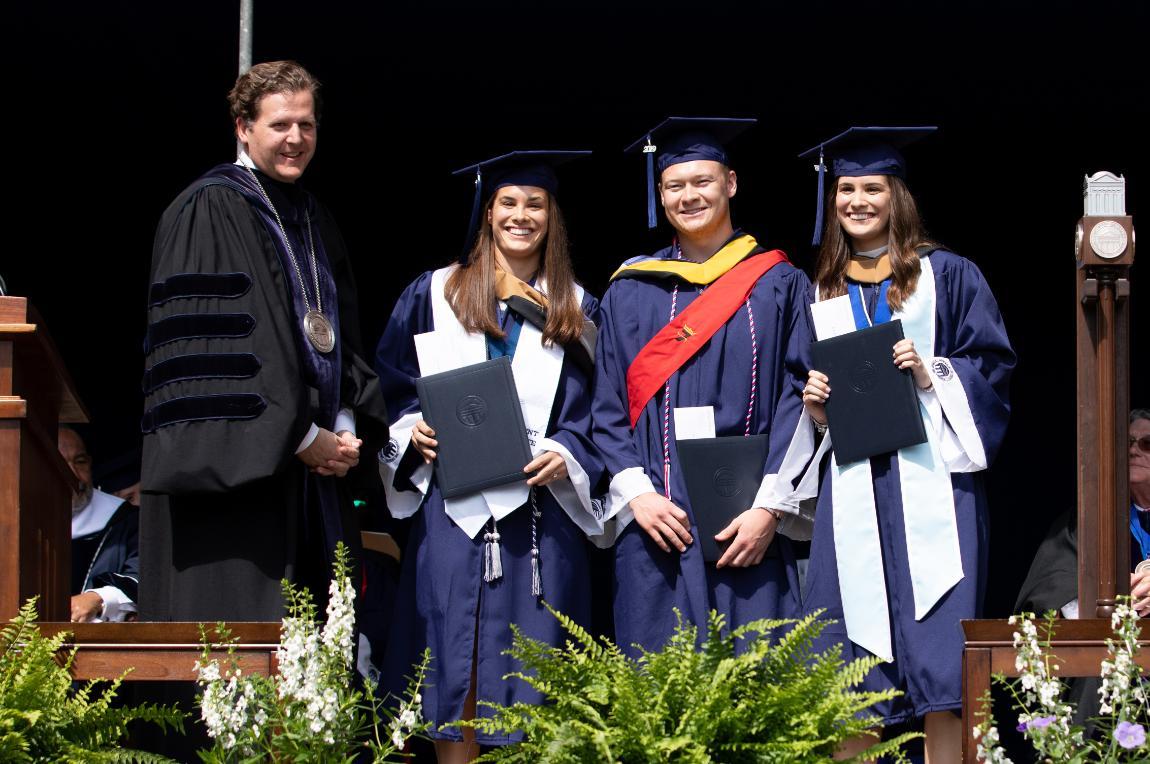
left=452, top=150, right=591, bottom=263
left=93, top=447, right=142, bottom=494
left=624, top=117, right=757, bottom=229
left=798, top=126, right=937, bottom=246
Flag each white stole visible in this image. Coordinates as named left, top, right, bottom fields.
left=379, top=266, right=602, bottom=540
left=815, top=257, right=963, bottom=662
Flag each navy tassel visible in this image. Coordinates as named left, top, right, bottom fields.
left=811, top=150, right=826, bottom=247
left=644, top=135, right=657, bottom=229
left=460, top=167, right=484, bottom=264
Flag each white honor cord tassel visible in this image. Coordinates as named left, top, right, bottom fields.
left=484, top=521, right=503, bottom=582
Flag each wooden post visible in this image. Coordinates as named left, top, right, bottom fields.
left=0, top=297, right=87, bottom=621
left=1074, top=178, right=1135, bottom=618
left=1094, top=269, right=1118, bottom=617
left=964, top=173, right=1136, bottom=761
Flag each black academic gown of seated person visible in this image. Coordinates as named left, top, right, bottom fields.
left=72, top=489, right=140, bottom=619
left=1015, top=508, right=1146, bottom=616
left=139, top=162, right=388, bottom=622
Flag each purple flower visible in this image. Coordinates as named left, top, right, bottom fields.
left=1115, top=721, right=1146, bottom=750
left=1025, top=715, right=1056, bottom=731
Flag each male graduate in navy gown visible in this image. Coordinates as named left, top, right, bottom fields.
left=140, top=61, right=388, bottom=621
left=592, top=118, right=813, bottom=653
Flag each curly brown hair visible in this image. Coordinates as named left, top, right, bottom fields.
left=228, top=60, right=322, bottom=126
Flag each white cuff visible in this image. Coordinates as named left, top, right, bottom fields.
left=537, top=437, right=605, bottom=538
left=88, top=586, right=135, bottom=623
left=917, top=385, right=976, bottom=472
left=773, top=409, right=831, bottom=508
left=378, top=411, right=432, bottom=519
left=295, top=422, right=321, bottom=454
left=1061, top=598, right=1079, bottom=619
left=775, top=505, right=815, bottom=542
left=927, top=356, right=987, bottom=471
left=334, top=408, right=356, bottom=437
left=752, top=473, right=784, bottom=515
left=607, top=467, right=655, bottom=531
left=752, top=473, right=814, bottom=542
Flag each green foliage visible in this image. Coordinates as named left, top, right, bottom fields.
left=462, top=606, right=920, bottom=763
left=0, top=597, right=185, bottom=763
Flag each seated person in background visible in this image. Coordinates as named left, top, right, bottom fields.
left=1016, top=408, right=1150, bottom=618
left=58, top=427, right=140, bottom=623
left=95, top=446, right=142, bottom=507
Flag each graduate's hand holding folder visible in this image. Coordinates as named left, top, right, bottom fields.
left=806, top=295, right=929, bottom=463
left=671, top=408, right=781, bottom=567
left=415, top=356, right=536, bottom=498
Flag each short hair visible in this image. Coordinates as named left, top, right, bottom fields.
left=1132, top=409, right=1150, bottom=425
left=228, top=60, right=322, bottom=126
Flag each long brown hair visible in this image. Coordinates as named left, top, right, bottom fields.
left=814, top=175, right=936, bottom=311
left=445, top=191, right=585, bottom=345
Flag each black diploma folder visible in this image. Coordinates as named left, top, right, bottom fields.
left=415, top=356, right=533, bottom=499
left=677, top=434, right=770, bottom=563
left=810, top=320, right=927, bottom=464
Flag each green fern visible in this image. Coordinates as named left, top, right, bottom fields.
left=461, top=605, right=921, bottom=763
left=0, top=597, right=186, bottom=762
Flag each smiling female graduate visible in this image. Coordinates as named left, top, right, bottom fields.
left=783, top=127, right=1015, bottom=760
left=373, top=151, right=604, bottom=762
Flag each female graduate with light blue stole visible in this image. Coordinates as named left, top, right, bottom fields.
left=374, top=151, right=603, bottom=763
left=789, top=127, right=1015, bottom=760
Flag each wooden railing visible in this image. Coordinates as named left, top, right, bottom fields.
left=961, top=618, right=1149, bottom=763
left=39, top=622, right=282, bottom=681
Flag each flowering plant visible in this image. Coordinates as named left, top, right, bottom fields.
left=974, top=599, right=1148, bottom=763
left=195, top=542, right=429, bottom=762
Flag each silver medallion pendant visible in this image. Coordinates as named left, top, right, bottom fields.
left=303, top=310, right=336, bottom=353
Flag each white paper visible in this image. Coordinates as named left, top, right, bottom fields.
left=674, top=406, right=716, bottom=440
left=810, top=295, right=856, bottom=340
left=414, top=331, right=452, bottom=376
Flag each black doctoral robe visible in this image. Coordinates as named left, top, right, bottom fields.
left=139, top=164, right=387, bottom=621
left=72, top=497, right=140, bottom=611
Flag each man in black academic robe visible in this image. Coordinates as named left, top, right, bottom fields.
left=140, top=61, right=387, bottom=622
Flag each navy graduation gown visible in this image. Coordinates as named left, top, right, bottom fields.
left=592, top=242, right=811, bottom=656
left=803, top=250, right=1014, bottom=724
left=374, top=271, right=603, bottom=744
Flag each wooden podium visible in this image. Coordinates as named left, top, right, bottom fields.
left=1, top=296, right=284, bottom=681
left=0, top=296, right=87, bottom=622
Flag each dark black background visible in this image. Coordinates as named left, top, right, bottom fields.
left=7, top=0, right=1147, bottom=617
